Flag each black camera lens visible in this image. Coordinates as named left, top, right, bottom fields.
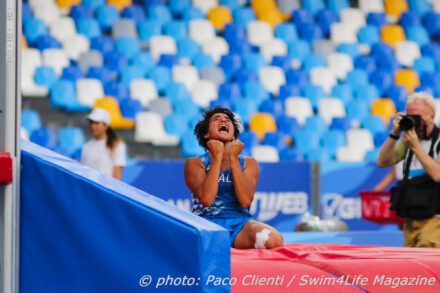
left=399, top=115, right=422, bottom=131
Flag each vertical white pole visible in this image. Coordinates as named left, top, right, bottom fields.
left=0, top=0, right=21, bottom=292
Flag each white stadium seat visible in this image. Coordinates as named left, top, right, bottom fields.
left=189, top=19, right=216, bottom=45
left=172, top=65, right=200, bottom=91
left=251, top=145, right=280, bottom=163
left=135, top=112, right=179, bottom=146
left=76, top=78, right=104, bottom=107
left=190, top=80, right=218, bottom=108
left=247, top=21, right=274, bottom=47
left=284, top=97, right=313, bottom=126
left=259, top=66, right=285, bottom=95
left=149, top=36, right=177, bottom=62
left=130, top=79, right=158, bottom=108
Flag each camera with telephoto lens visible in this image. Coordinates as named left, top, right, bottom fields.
left=399, top=115, right=422, bottom=131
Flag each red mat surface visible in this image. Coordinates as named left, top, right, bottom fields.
left=231, top=244, right=440, bottom=293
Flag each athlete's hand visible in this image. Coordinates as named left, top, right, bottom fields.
left=227, top=140, right=244, bottom=159
left=207, top=140, right=224, bottom=162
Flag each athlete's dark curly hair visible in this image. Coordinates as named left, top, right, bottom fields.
left=194, top=107, right=241, bottom=149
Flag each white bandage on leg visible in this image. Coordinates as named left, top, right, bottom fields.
left=254, top=229, right=271, bottom=249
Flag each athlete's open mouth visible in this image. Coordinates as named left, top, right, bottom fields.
left=219, top=125, right=229, bottom=133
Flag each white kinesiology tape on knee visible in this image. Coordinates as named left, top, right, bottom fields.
left=255, top=229, right=271, bottom=249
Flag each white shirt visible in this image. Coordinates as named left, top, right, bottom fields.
left=81, top=138, right=126, bottom=177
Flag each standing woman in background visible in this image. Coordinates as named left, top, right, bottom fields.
left=81, top=108, right=126, bottom=179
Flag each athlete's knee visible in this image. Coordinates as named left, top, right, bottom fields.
left=266, top=232, right=284, bottom=249
left=254, top=228, right=283, bottom=249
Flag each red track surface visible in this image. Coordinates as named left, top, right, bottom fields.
left=231, top=244, right=440, bottom=293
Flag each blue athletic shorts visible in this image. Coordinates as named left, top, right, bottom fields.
left=204, top=215, right=254, bottom=247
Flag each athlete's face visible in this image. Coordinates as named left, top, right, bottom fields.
left=204, top=113, right=235, bottom=142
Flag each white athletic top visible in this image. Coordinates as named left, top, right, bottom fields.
left=81, top=138, right=126, bottom=177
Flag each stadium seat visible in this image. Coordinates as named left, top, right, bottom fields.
left=354, top=55, right=376, bottom=74
left=346, top=99, right=369, bottom=122
left=359, top=0, right=384, bottom=13
left=313, top=40, right=336, bottom=58
left=119, top=65, right=145, bottom=85
left=371, top=98, right=396, bottom=125
left=189, top=19, right=215, bottom=44
left=279, top=84, right=301, bottom=101
left=395, top=69, right=420, bottom=93
left=148, top=98, right=173, bottom=118
left=58, top=126, right=85, bottom=156
left=172, top=65, right=199, bottom=91
left=304, top=148, right=330, bottom=161
left=120, top=98, right=142, bottom=119
left=304, top=115, right=328, bottom=136
left=115, top=37, right=140, bottom=59
left=50, top=17, right=76, bottom=42
left=330, top=117, right=352, bottom=131
left=77, top=78, right=104, bottom=107
left=135, top=112, right=180, bottom=146
left=302, top=84, right=324, bottom=108
left=108, top=0, right=132, bottom=12
left=24, top=18, right=48, bottom=46
left=413, top=57, right=435, bottom=75
left=381, top=25, right=406, bottom=47
left=137, top=19, right=161, bottom=41
left=150, top=36, right=177, bottom=62
left=274, top=23, right=298, bottom=43
left=30, top=127, right=57, bottom=149
left=173, top=99, right=201, bottom=122
left=346, top=128, right=375, bottom=156
left=315, top=9, right=338, bottom=37
left=395, top=41, right=421, bottom=67
left=70, top=4, right=94, bottom=20
left=251, top=145, right=280, bottom=162
left=190, top=80, right=218, bottom=108
left=94, top=97, right=135, bottom=129
left=285, top=97, right=313, bottom=125
left=33, top=1, right=60, bottom=26
left=247, top=21, right=273, bottom=46
left=202, top=37, right=229, bottom=64
left=340, top=8, right=366, bottom=33
left=406, top=25, right=429, bottom=46
left=369, top=69, right=394, bottom=95
left=384, top=0, right=408, bottom=19
left=263, top=132, right=288, bottom=151
left=207, top=6, right=232, bottom=31
left=310, top=67, right=337, bottom=94
left=362, top=115, right=387, bottom=136
left=22, top=109, right=42, bottom=135
left=63, top=35, right=90, bottom=60
left=22, top=48, right=42, bottom=76
left=279, top=147, right=303, bottom=161
left=259, top=66, right=286, bottom=95
left=42, top=49, right=70, bottom=76
left=239, top=130, right=259, bottom=152
left=232, top=99, right=258, bottom=125
left=96, top=4, right=119, bottom=31
left=180, top=131, right=205, bottom=157
left=56, top=0, right=81, bottom=13
left=122, top=5, right=146, bottom=23
left=346, top=69, right=369, bottom=89
left=336, top=146, right=365, bottom=162
left=271, top=56, right=294, bottom=72
left=91, top=36, right=114, bottom=55
left=200, top=67, right=226, bottom=86
left=260, top=39, right=287, bottom=63
left=358, top=25, right=380, bottom=45
left=129, top=79, right=158, bottom=107
left=302, top=53, right=326, bottom=71
left=34, top=66, right=57, bottom=88
left=76, top=18, right=101, bottom=39
left=331, top=84, right=352, bottom=104
left=149, top=66, right=171, bottom=93
left=249, top=113, right=277, bottom=140
left=259, top=99, right=284, bottom=120
left=320, top=129, right=346, bottom=158
left=354, top=84, right=380, bottom=104
left=318, top=98, right=346, bottom=124
left=78, top=50, right=104, bottom=74
left=293, top=129, right=320, bottom=152
left=387, top=85, right=408, bottom=112
left=287, top=40, right=311, bottom=62
left=163, top=21, right=187, bottom=41
left=164, top=113, right=189, bottom=138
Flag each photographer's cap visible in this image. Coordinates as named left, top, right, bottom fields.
left=87, top=108, right=111, bottom=125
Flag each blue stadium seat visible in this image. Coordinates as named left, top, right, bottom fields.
left=177, top=38, right=200, bottom=60
left=372, top=42, right=394, bottom=61
left=34, top=66, right=57, bottom=88
left=238, top=131, right=259, bottom=152
left=105, top=81, right=129, bottom=101
left=331, top=84, right=352, bottom=104
left=362, top=115, right=387, bottom=136
left=399, top=12, right=421, bottom=30
left=122, top=5, right=146, bottom=23
left=58, top=126, right=86, bottom=156
left=354, top=55, right=376, bottom=74
left=413, top=57, right=435, bottom=75
left=287, top=40, right=311, bottom=61
left=364, top=148, right=379, bottom=162
left=354, top=84, right=379, bottom=105
left=303, top=0, right=325, bottom=13
left=302, top=53, right=326, bottom=71
left=174, top=99, right=200, bottom=121
left=366, top=12, right=386, bottom=27
left=358, top=26, right=380, bottom=45
left=70, top=5, right=94, bottom=21
left=164, top=114, right=190, bottom=137
left=315, top=9, right=338, bottom=37
left=95, top=5, right=119, bottom=31
left=406, top=26, right=430, bottom=46
left=302, top=84, right=324, bottom=108
left=337, top=43, right=360, bottom=58
left=91, top=36, right=114, bottom=55
left=263, top=132, right=288, bottom=151
left=87, top=66, right=113, bottom=84
left=285, top=69, right=308, bottom=87
left=158, top=54, right=180, bottom=68
left=120, top=98, right=143, bottom=118
left=304, top=115, right=327, bottom=136
left=220, top=54, right=242, bottom=79
left=30, top=127, right=57, bottom=149
left=376, top=55, right=399, bottom=72
left=130, top=52, right=155, bottom=73
left=146, top=4, right=172, bottom=26
left=327, top=0, right=349, bottom=12
left=421, top=43, right=440, bottom=59
left=104, top=51, right=129, bottom=73
left=292, top=9, right=314, bottom=26
left=243, top=81, right=270, bottom=105
left=244, top=52, right=265, bottom=74
left=259, top=99, right=284, bottom=120
left=293, top=129, right=320, bottom=152
left=169, top=0, right=191, bottom=16
left=36, top=36, right=61, bottom=51
left=115, top=37, right=140, bottom=59
left=369, top=70, right=394, bottom=95
left=149, top=66, right=170, bottom=93
left=279, top=84, right=301, bottom=101
left=420, top=72, right=440, bottom=89
left=22, top=3, right=32, bottom=21
left=209, top=98, right=231, bottom=109
left=61, top=66, right=84, bottom=82
left=232, top=99, right=258, bottom=125
left=346, top=70, right=370, bottom=89
left=304, top=148, right=329, bottom=161
left=181, top=131, right=205, bottom=157
left=50, top=80, right=91, bottom=112
left=182, top=6, right=204, bottom=22
left=193, top=53, right=216, bottom=70
left=233, top=68, right=258, bottom=86
left=220, top=0, right=241, bottom=10
left=232, top=7, right=256, bottom=26
left=120, top=65, right=145, bottom=85
left=76, top=18, right=101, bottom=39
left=330, top=117, right=351, bottom=131
left=279, top=147, right=304, bottom=161
left=22, top=110, right=42, bottom=135
left=83, top=0, right=105, bottom=10
left=165, top=82, right=190, bottom=103
left=374, top=131, right=388, bottom=148
left=346, top=99, right=369, bottom=122
left=422, top=12, right=440, bottom=38
left=320, top=129, right=345, bottom=157
left=277, top=116, right=300, bottom=136
left=298, top=23, right=323, bottom=42
left=219, top=83, right=241, bottom=100
left=163, top=21, right=187, bottom=41
left=137, top=20, right=161, bottom=42
left=275, top=23, right=298, bottom=44
left=408, top=0, right=430, bottom=15
left=224, top=23, right=247, bottom=44
left=24, top=18, right=47, bottom=45
left=271, top=56, right=293, bottom=72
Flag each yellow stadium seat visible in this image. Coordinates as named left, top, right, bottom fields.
left=94, top=97, right=135, bottom=129
left=257, top=8, right=284, bottom=28
left=252, top=0, right=277, bottom=15
left=371, top=98, right=397, bottom=126
left=208, top=6, right=233, bottom=31
left=384, top=0, right=408, bottom=19
left=108, top=0, right=132, bottom=12
left=249, top=113, right=277, bottom=140
left=395, top=69, right=420, bottom=93
left=22, top=36, right=27, bottom=49
left=56, top=0, right=81, bottom=11
left=381, top=25, right=406, bottom=47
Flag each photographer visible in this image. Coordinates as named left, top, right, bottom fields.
left=377, top=92, right=440, bottom=248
